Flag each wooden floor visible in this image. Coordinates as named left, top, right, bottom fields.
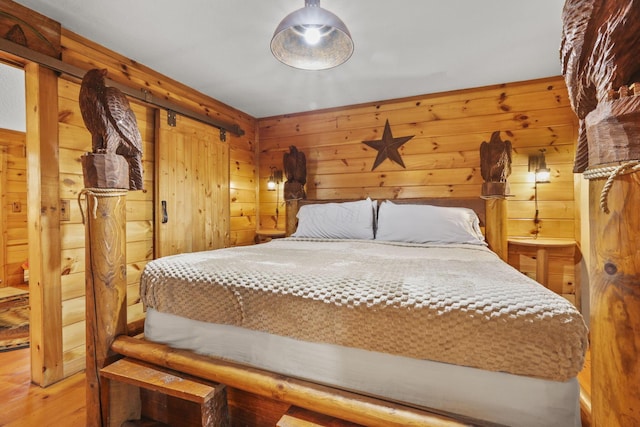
left=0, top=348, right=86, bottom=426
left=0, top=346, right=592, bottom=426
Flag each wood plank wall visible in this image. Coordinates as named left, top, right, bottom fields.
left=0, top=128, right=27, bottom=287
left=1, top=2, right=258, bottom=384
left=53, top=30, right=257, bottom=378
left=257, top=76, right=580, bottom=300
left=60, top=29, right=258, bottom=247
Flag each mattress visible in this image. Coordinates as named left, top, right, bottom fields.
left=140, top=238, right=588, bottom=381
left=144, top=308, right=582, bottom=427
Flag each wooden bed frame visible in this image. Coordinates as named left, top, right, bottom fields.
left=86, top=196, right=510, bottom=426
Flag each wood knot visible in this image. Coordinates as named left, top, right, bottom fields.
left=604, top=262, right=617, bottom=275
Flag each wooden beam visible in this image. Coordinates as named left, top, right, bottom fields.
left=0, top=37, right=244, bottom=137
left=24, top=62, right=63, bottom=386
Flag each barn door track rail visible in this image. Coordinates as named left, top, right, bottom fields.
left=0, top=37, right=244, bottom=139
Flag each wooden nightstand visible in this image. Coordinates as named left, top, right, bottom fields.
left=508, top=238, right=580, bottom=309
left=255, top=228, right=286, bottom=244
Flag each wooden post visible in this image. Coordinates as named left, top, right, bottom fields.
left=484, top=197, right=508, bottom=261
left=24, top=62, right=64, bottom=386
left=588, top=171, right=640, bottom=426
left=83, top=188, right=130, bottom=427
left=285, top=199, right=300, bottom=237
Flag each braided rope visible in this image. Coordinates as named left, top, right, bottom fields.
left=78, top=188, right=128, bottom=224
left=583, top=161, right=640, bottom=213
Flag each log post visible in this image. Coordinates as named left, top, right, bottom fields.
left=587, top=169, right=640, bottom=426
left=560, top=2, right=640, bottom=422
left=82, top=187, right=130, bottom=427
left=483, top=197, right=508, bottom=261
left=285, top=199, right=300, bottom=237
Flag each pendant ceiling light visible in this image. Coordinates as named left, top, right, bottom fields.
left=271, top=0, right=354, bottom=71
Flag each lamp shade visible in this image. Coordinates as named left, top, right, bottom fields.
left=535, top=166, right=551, bottom=183
left=267, top=167, right=283, bottom=191
left=271, top=0, right=354, bottom=70
left=528, top=149, right=551, bottom=183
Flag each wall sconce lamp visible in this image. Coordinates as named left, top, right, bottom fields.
left=267, top=167, right=283, bottom=191
left=529, top=148, right=551, bottom=184
left=267, top=167, right=283, bottom=228
left=528, top=149, right=551, bottom=238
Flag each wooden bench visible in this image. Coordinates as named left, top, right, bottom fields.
left=100, top=357, right=229, bottom=427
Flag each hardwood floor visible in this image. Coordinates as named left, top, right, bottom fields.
left=0, top=348, right=86, bottom=426
left=0, top=346, right=592, bottom=426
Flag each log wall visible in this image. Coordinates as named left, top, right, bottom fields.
left=1, top=6, right=258, bottom=382
left=0, top=128, right=27, bottom=288
left=60, top=29, right=258, bottom=247
left=257, top=77, right=580, bottom=301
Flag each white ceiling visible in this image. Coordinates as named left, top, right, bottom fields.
left=15, top=0, right=567, bottom=118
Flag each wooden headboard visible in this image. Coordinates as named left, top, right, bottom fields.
left=285, top=197, right=507, bottom=261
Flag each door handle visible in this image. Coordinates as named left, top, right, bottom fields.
left=161, top=200, right=168, bottom=223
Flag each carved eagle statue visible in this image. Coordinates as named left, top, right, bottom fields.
left=79, top=68, right=144, bottom=190
left=480, top=131, right=512, bottom=183
left=560, top=0, right=640, bottom=172
left=283, top=145, right=307, bottom=200
left=283, top=145, right=307, bottom=185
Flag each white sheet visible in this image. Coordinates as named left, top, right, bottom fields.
left=145, top=308, right=581, bottom=427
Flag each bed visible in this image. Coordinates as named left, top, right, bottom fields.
left=92, top=197, right=588, bottom=427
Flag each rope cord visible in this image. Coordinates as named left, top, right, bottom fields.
left=78, top=188, right=128, bottom=224
left=583, top=161, right=640, bottom=214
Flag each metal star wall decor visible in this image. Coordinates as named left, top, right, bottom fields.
left=362, top=119, right=415, bottom=171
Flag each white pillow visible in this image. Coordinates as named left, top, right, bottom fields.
left=292, top=198, right=376, bottom=240
left=375, top=201, right=486, bottom=245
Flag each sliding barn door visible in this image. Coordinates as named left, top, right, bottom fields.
left=155, top=110, right=230, bottom=257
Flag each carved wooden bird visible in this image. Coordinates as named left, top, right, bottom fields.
left=480, top=131, right=512, bottom=183
left=283, top=145, right=307, bottom=185
left=560, top=0, right=640, bottom=172
left=79, top=68, right=144, bottom=190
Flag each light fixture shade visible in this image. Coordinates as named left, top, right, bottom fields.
left=267, top=167, right=283, bottom=191
left=535, top=167, right=551, bottom=183
left=271, top=0, right=354, bottom=70
left=528, top=149, right=551, bottom=183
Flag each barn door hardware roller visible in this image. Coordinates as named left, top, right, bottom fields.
left=167, top=110, right=177, bottom=127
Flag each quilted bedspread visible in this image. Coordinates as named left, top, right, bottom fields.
left=140, top=238, right=588, bottom=381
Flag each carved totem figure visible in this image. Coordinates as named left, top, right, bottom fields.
left=79, top=68, right=144, bottom=190
left=283, top=145, right=307, bottom=200
left=480, top=131, right=512, bottom=197
left=560, top=0, right=640, bottom=171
